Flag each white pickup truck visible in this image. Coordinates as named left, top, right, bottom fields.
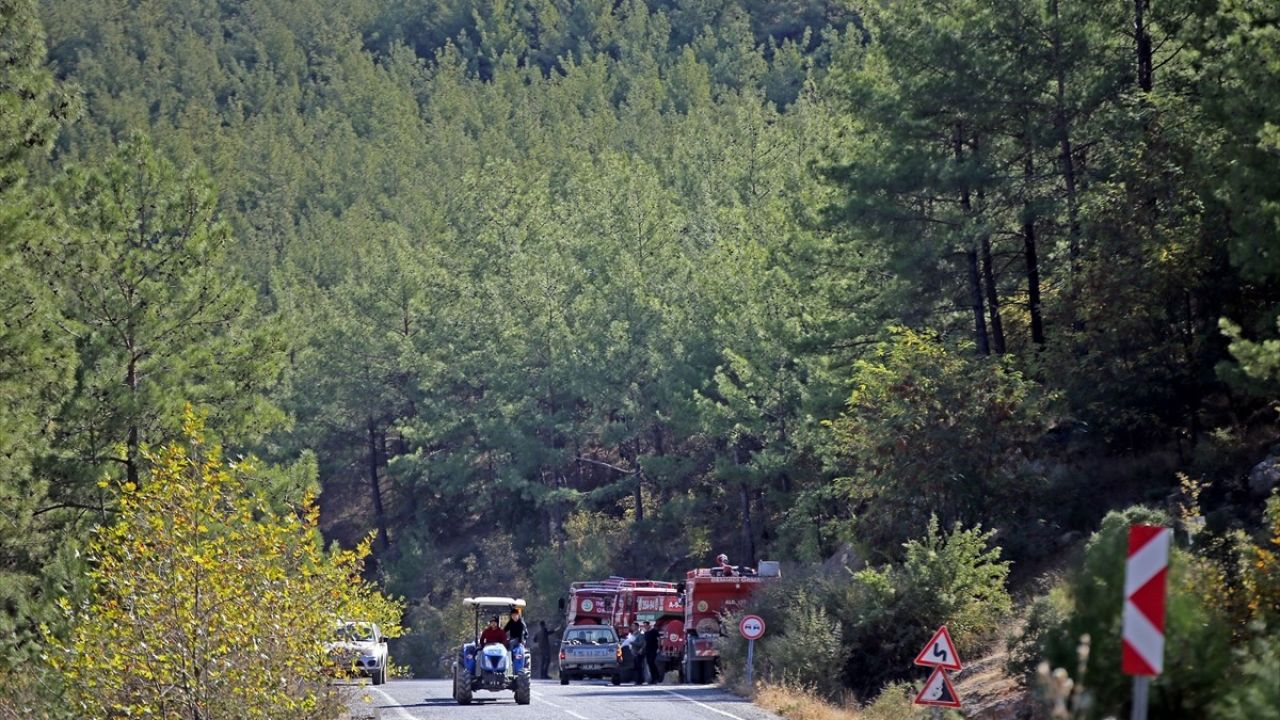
left=558, top=625, right=623, bottom=685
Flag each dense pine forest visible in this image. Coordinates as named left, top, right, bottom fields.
left=2, top=0, right=1279, bottom=717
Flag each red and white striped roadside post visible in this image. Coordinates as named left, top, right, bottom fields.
left=1122, top=525, right=1170, bottom=720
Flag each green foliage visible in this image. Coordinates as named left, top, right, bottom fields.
left=1221, top=318, right=1280, bottom=393
left=1026, top=507, right=1234, bottom=719
left=47, top=411, right=403, bottom=719
left=827, top=329, right=1056, bottom=557
left=530, top=511, right=628, bottom=606
left=1211, top=628, right=1280, bottom=720
left=5, top=0, right=1280, bottom=700
left=1191, top=0, right=1280, bottom=283
left=37, top=135, right=286, bottom=493
left=721, top=584, right=847, bottom=698
left=1006, top=582, right=1073, bottom=682
left=0, top=0, right=78, bottom=665
left=734, top=519, right=1010, bottom=702
left=836, top=518, right=1011, bottom=699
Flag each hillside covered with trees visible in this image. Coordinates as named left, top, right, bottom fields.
left=2, top=0, right=1279, bottom=716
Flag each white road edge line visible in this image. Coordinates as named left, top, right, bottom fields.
left=660, top=688, right=749, bottom=720
left=364, top=685, right=418, bottom=720
left=534, top=694, right=590, bottom=720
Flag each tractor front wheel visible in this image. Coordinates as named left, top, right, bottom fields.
left=514, top=675, right=531, bottom=705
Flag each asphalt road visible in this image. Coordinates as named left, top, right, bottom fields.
left=347, top=678, right=784, bottom=720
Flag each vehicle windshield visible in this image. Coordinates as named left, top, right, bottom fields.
left=563, top=628, right=617, bottom=644
left=334, top=622, right=377, bottom=642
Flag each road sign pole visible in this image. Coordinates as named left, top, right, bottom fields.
left=1131, top=675, right=1149, bottom=720
left=745, top=639, right=755, bottom=687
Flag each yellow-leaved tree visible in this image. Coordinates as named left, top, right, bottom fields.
left=47, top=411, right=403, bottom=719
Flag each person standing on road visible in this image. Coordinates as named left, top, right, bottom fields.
left=642, top=621, right=661, bottom=684
left=536, top=620, right=561, bottom=679
left=630, top=621, right=647, bottom=685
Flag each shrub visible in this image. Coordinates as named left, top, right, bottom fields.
left=827, top=329, right=1057, bottom=559
left=47, top=412, right=403, bottom=720
left=1006, top=583, right=1073, bottom=682
left=1026, top=506, right=1233, bottom=719
left=721, top=587, right=848, bottom=698
left=835, top=517, right=1012, bottom=699
left=1210, top=626, right=1280, bottom=720
left=860, top=682, right=957, bottom=720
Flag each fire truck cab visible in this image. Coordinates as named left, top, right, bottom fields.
left=680, top=560, right=780, bottom=684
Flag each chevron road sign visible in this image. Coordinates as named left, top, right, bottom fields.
left=1122, top=525, right=1170, bottom=675
left=1122, top=524, right=1170, bottom=720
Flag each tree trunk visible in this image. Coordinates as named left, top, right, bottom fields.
left=1023, top=147, right=1047, bottom=346
left=967, top=249, right=991, bottom=355
left=630, top=440, right=644, bottom=525
left=1134, top=0, right=1153, bottom=92
left=955, top=123, right=990, bottom=356
left=1050, top=0, right=1082, bottom=323
left=981, top=237, right=1005, bottom=354
left=125, top=355, right=139, bottom=487
left=731, top=442, right=757, bottom=566
left=367, top=418, right=390, bottom=552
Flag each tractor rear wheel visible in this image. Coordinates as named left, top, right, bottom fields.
left=453, top=667, right=472, bottom=705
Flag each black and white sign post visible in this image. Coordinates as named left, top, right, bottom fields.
left=739, top=615, right=766, bottom=687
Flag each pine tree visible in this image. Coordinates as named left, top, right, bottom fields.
left=0, top=0, right=77, bottom=664
left=37, top=136, right=285, bottom=506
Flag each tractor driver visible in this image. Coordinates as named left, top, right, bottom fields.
left=504, top=606, right=529, bottom=648
left=480, top=616, right=509, bottom=646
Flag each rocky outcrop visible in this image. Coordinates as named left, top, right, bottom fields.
left=1249, top=445, right=1280, bottom=498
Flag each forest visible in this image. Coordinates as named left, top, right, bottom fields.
left=1, top=0, right=1278, bottom=717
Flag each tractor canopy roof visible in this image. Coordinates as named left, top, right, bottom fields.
left=464, top=596, right=526, bottom=610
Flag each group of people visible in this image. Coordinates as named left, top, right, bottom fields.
left=621, top=621, right=662, bottom=685
left=477, top=608, right=564, bottom=680
left=499, top=614, right=663, bottom=683
left=478, top=607, right=529, bottom=647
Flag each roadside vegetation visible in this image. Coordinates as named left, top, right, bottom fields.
left=2, top=0, right=1279, bottom=716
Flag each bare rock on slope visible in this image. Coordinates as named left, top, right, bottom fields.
left=1249, top=445, right=1280, bottom=498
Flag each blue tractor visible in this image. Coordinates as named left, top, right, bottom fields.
left=452, top=597, right=532, bottom=705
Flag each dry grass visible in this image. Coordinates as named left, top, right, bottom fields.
left=750, top=681, right=933, bottom=720
left=754, top=682, right=862, bottom=720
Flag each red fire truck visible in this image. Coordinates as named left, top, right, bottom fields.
left=679, top=559, right=781, bottom=683
left=566, top=578, right=686, bottom=679
left=565, top=577, right=625, bottom=626
left=562, top=558, right=779, bottom=683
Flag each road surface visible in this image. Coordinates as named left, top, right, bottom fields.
left=347, top=678, right=784, bottom=720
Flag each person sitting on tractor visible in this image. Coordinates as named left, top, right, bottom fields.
left=504, top=606, right=529, bottom=648
left=480, top=616, right=509, bottom=646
